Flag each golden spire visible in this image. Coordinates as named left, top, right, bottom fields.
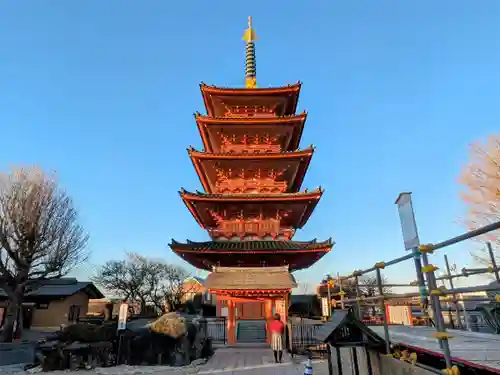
left=242, top=16, right=258, bottom=88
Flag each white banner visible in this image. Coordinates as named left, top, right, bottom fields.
left=275, top=299, right=286, bottom=321
left=321, top=297, right=330, bottom=317
left=117, top=303, right=128, bottom=331
left=395, top=193, right=420, bottom=250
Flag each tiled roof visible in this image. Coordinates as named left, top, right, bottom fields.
left=170, top=238, right=334, bottom=252
left=0, top=278, right=104, bottom=299
left=187, top=146, right=315, bottom=157
left=314, top=309, right=386, bottom=346
left=184, top=276, right=205, bottom=284
left=290, top=294, right=318, bottom=304
left=179, top=188, right=323, bottom=199
left=204, top=266, right=297, bottom=290
left=194, top=112, right=307, bottom=121
left=199, top=81, right=302, bottom=92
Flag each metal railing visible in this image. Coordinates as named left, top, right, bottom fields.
left=206, top=317, right=227, bottom=344
left=332, top=213, right=500, bottom=371
left=286, top=322, right=327, bottom=358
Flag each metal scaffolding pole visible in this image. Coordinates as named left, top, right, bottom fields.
left=444, top=254, right=462, bottom=330
left=488, top=242, right=500, bottom=283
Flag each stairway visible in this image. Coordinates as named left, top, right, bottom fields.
left=237, top=320, right=267, bottom=343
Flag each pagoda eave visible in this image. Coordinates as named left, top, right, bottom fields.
left=199, top=82, right=302, bottom=118
left=188, top=147, right=314, bottom=194
left=169, top=238, right=333, bottom=271
left=188, top=147, right=313, bottom=160
left=179, top=189, right=323, bottom=229
left=195, top=113, right=307, bottom=153
left=179, top=189, right=323, bottom=202
left=170, top=248, right=330, bottom=272
left=200, top=81, right=301, bottom=93
left=209, top=289, right=291, bottom=298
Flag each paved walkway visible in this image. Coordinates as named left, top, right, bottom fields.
left=199, top=347, right=301, bottom=375
left=371, top=325, right=500, bottom=371
left=1, top=346, right=304, bottom=375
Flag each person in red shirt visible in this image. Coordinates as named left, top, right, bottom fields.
left=269, top=313, right=285, bottom=363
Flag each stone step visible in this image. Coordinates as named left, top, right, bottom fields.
left=237, top=321, right=267, bottom=343
left=238, top=332, right=266, bottom=338
left=238, top=331, right=266, bottom=335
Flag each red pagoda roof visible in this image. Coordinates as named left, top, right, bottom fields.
left=179, top=188, right=323, bottom=229
left=199, top=82, right=301, bottom=118
left=169, top=238, right=334, bottom=271
left=188, top=147, right=314, bottom=194
left=195, top=113, right=307, bottom=153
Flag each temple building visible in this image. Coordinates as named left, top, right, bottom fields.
left=169, top=17, right=334, bottom=344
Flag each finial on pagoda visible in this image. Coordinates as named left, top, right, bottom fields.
left=242, top=16, right=258, bottom=89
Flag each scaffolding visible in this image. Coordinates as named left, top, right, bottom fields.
left=330, top=192, right=500, bottom=374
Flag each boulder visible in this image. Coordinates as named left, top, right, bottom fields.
left=189, top=316, right=207, bottom=359
left=60, top=321, right=118, bottom=343
left=150, top=312, right=188, bottom=339
left=31, top=313, right=211, bottom=370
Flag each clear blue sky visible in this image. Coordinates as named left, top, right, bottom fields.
left=1, top=1, right=498, bottom=290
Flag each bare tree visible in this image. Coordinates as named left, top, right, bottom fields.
left=161, top=265, right=192, bottom=313
left=458, top=135, right=499, bottom=266
left=92, top=253, right=192, bottom=314
left=0, top=167, right=88, bottom=342
left=358, top=275, right=392, bottom=316
left=319, top=274, right=357, bottom=298
left=358, top=275, right=392, bottom=298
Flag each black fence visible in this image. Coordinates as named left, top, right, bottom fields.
left=206, top=317, right=227, bottom=344
left=286, top=322, right=328, bottom=358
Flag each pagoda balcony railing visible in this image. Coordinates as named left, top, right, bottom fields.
left=224, top=106, right=277, bottom=117
left=208, top=219, right=294, bottom=240
left=220, top=143, right=282, bottom=153
left=216, top=179, right=287, bottom=194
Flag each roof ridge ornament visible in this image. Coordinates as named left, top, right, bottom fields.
left=242, top=16, right=257, bottom=89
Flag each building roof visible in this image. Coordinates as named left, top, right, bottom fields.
left=315, top=309, right=386, bottom=347
left=179, top=188, right=323, bottom=231
left=194, top=113, right=307, bottom=153
left=204, top=266, right=297, bottom=290
left=180, top=188, right=323, bottom=201
left=184, top=276, right=206, bottom=284
left=187, top=147, right=314, bottom=194
left=170, top=239, right=333, bottom=272
left=199, top=82, right=302, bottom=118
left=170, top=238, right=333, bottom=251
left=290, top=294, right=318, bottom=304
left=0, top=278, right=104, bottom=299
left=200, top=82, right=302, bottom=94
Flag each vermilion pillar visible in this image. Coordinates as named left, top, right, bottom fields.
left=227, top=299, right=236, bottom=344
left=385, top=302, right=391, bottom=325
left=265, top=299, right=273, bottom=344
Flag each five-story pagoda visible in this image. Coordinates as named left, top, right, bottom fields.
left=169, top=17, right=334, bottom=344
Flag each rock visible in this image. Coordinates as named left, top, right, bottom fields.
left=22, top=313, right=211, bottom=371
left=189, top=317, right=206, bottom=359
left=150, top=313, right=187, bottom=339
left=190, top=357, right=207, bottom=366
left=26, top=365, right=42, bottom=373
left=172, top=336, right=189, bottom=366
left=61, top=322, right=117, bottom=342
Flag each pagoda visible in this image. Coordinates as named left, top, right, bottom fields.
left=169, top=17, right=334, bottom=344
